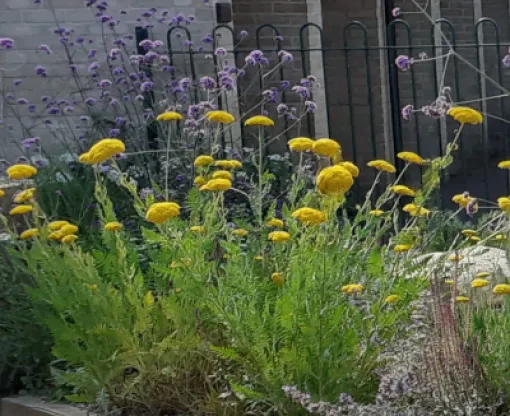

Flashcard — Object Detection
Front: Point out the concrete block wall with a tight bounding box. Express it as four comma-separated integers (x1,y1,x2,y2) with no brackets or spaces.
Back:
0,0,218,161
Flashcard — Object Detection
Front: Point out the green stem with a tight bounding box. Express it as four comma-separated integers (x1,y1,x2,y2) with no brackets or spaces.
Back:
165,125,172,200
258,126,264,227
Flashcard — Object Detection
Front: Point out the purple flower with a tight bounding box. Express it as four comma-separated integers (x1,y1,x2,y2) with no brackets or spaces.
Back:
140,188,154,199
99,79,112,88
109,99,119,107
109,48,121,59
215,47,227,56
200,76,216,90
401,104,414,120
48,107,62,115
240,30,248,38
278,50,293,62
69,64,77,72
13,79,22,86
85,97,97,106
276,103,289,115
202,34,213,43
141,81,154,92
187,104,201,119
109,128,120,136
34,0,43,4
38,44,52,54
76,36,85,44
280,80,291,90
115,116,127,126
262,88,279,103
22,137,40,149
0,37,15,49
179,77,192,89
139,39,154,51
292,85,310,99
28,105,36,112
35,65,47,77
502,55,510,68
88,49,97,59
392,7,401,17
245,49,264,65
41,96,49,102
304,100,317,113
153,40,164,48
176,174,185,181
114,152,127,160
141,11,153,18
395,55,411,71
35,159,48,168
184,40,193,47
64,105,74,112
99,14,113,23
80,115,89,122
112,67,124,75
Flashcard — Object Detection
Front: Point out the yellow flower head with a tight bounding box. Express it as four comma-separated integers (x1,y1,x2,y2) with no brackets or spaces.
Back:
201,178,232,191
212,170,232,180
341,284,365,294
194,176,207,186
312,138,341,159
495,234,507,241
338,161,359,178
245,115,274,127
498,160,510,169
206,110,235,124
498,197,510,212
62,235,78,244
445,279,455,285
48,231,64,241
104,221,123,232
14,188,36,204
461,229,477,237
452,194,473,208
393,244,412,253
48,220,69,231
470,236,481,242
0,189,5,198
266,218,284,228
215,160,242,170
194,155,214,167
367,160,396,173
81,139,125,164
190,225,206,233
475,272,491,278
156,111,183,122
254,255,264,261
20,228,39,240
471,278,489,289
447,106,483,125
268,231,291,243
9,205,33,215
456,296,470,303
146,202,181,224
369,209,385,217
61,224,79,236
402,203,430,217
390,185,416,197
316,165,354,196
272,272,285,287
87,284,98,291
233,228,249,237
493,284,510,295
288,137,314,152
292,207,327,226
7,164,38,180
397,151,425,165
385,294,400,304
448,254,464,262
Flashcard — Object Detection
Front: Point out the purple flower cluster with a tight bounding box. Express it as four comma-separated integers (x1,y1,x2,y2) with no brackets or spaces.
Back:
395,55,412,71
0,37,15,49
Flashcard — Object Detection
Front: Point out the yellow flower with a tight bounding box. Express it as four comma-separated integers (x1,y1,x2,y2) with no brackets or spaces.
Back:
201,178,232,191
14,188,36,203
212,170,232,180
206,110,235,124
48,231,64,241
312,138,341,158
470,236,481,242
146,202,181,224
498,197,510,211
156,111,183,122
498,160,510,169
493,284,510,295
369,209,385,217
495,234,507,241
268,231,291,243
338,161,359,178
445,279,455,285
402,203,430,217
189,225,205,233
448,254,464,262
475,272,490,278
288,137,314,152
447,106,483,125
61,224,79,236
215,160,243,170
20,228,39,240
461,229,477,237
471,278,489,289
7,164,38,180
254,255,264,261
397,151,425,165
245,115,274,127
0,189,5,198
48,220,69,231
194,155,214,167
456,296,470,303
316,165,354,196
87,284,98,291
9,205,33,215
393,244,412,253
194,176,207,186
341,284,365,294
292,207,327,225
452,194,474,208
62,235,78,244
81,139,125,164
390,185,416,197
367,160,396,173
266,218,284,228
385,294,400,304
233,228,249,237
272,272,285,287
104,221,123,232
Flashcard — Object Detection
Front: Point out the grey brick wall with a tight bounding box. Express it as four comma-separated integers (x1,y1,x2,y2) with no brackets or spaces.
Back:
0,0,217,160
